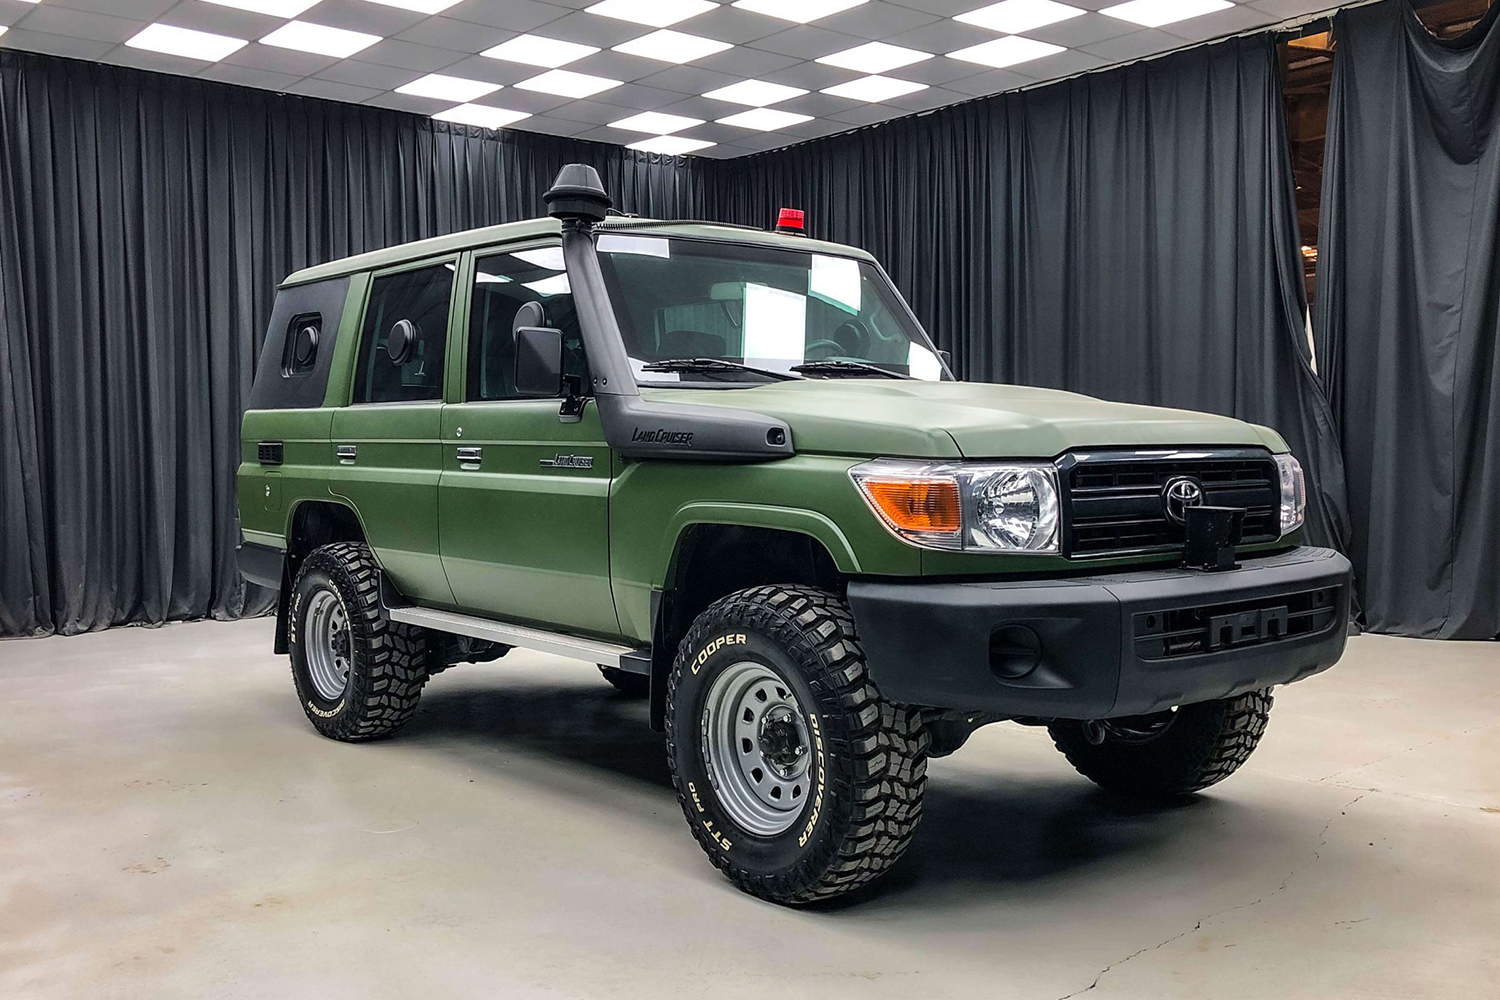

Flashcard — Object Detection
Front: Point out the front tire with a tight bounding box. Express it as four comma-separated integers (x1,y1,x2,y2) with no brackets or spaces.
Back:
288,542,430,742
1048,689,1274,800
666,585,927,905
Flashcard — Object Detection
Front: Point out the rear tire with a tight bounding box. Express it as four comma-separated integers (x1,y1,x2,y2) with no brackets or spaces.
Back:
1048,689,1274,800
599,665,650,697
666,585,928,905
288,542,430,742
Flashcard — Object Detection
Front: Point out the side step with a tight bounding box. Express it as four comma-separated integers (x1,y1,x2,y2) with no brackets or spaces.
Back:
385,604,649,673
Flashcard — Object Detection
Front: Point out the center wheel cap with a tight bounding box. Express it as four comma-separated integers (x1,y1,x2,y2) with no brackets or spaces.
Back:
758,707,808,778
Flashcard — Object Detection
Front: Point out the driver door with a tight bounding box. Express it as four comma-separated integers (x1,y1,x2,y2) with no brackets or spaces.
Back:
437,245,620,638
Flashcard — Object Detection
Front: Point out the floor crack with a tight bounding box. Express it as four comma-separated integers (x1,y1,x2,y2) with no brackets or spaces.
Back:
1050,791,1366,1000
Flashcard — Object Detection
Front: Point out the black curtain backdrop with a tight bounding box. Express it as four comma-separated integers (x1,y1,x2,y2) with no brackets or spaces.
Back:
1314,0,1500,639
0,37,1354,639
709,34,1350,559
0,49,710,637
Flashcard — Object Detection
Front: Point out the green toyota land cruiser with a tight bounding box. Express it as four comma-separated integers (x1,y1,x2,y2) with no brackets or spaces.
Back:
238,164,1351,905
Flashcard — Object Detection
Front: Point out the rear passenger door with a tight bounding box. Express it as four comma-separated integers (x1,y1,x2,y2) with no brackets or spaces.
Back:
438,243,619,638
329,258,457,605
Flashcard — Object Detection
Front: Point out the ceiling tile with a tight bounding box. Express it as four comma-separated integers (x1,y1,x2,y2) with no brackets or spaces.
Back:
511,115,596,138
814,2,940,40
567,48,667,81
1248,0,1340,17
825,102,913,125
941,65,1037,95
632,64,745,95
362,90,449,114
288,77,385,103
0,27,116,61
1160,5,1282,41
545,96,647,124
729,129,814,151
880,0,987,13
198,61,304,92
690,142,757,159
893,53,990,85
758,59,859,90
657,93,747,119
884,83,969,110
442,0,577,31
530,10,653,47
589,80,689,110
1079,27,1185,61
393,16,515,52
1006,45,1110,79
149,3,282,39
222,40,340,76
475,85,572,113
1026,11,1138,45
17,5,142,44
105,45,212,76
299,0,427,36
437,53,540,85
352,37,464,72
883,18,992,53
691,44,802,76
747,24,865,59
774,90,852,117
676,5,791,43
49,0,173,17
314,59,417,90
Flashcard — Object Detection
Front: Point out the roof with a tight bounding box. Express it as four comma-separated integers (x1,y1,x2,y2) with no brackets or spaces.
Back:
280,218,876,288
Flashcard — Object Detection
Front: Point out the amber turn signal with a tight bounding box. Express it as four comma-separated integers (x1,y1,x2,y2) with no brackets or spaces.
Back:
858,477,961,534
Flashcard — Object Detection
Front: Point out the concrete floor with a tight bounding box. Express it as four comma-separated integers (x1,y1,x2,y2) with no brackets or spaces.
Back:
1,622,1496,1000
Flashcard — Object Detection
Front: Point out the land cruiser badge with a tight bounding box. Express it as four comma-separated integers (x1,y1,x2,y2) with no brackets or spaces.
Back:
540,454,594,470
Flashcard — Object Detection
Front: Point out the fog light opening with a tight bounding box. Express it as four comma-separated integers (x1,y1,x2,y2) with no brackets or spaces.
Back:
989,624,1042,681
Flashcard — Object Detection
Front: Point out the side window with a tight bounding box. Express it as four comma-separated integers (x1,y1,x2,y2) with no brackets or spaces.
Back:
280,314,321,378
351,264,454,404
467,246,589,402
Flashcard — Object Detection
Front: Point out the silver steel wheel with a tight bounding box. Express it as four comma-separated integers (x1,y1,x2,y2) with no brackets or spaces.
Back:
701,660,814,836
305,587,353,702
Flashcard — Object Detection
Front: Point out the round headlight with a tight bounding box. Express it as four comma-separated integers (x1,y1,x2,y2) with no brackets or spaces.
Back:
973,468,1059,551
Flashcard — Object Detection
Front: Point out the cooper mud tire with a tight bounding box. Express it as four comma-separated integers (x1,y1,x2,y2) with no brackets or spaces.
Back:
288,542,430,742
599,665,650,697
666,585,927,905
1048,689,1274,799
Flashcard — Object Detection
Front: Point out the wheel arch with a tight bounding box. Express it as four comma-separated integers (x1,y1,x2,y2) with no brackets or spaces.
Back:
647,514,852,731
273,499,370,654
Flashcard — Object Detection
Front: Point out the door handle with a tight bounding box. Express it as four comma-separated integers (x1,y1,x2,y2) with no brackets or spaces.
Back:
457,446,483,469
336,445,357,465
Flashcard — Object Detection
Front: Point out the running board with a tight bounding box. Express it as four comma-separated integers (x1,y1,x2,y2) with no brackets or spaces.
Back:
385,604,647,672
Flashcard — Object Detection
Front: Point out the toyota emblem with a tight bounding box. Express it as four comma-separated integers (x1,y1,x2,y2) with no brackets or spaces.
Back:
1162,476,1205,524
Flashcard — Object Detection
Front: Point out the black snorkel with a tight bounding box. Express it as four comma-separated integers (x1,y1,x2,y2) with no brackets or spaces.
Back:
544,164,794,462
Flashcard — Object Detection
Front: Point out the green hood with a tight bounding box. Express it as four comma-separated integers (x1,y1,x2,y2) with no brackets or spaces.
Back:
640,380,1287,459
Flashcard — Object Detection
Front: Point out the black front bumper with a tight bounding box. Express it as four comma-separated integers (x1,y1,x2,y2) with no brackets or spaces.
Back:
847,547,1352,720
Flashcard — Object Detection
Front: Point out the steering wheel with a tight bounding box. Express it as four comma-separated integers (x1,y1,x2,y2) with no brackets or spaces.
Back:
803,338,845,360
835,318,871,356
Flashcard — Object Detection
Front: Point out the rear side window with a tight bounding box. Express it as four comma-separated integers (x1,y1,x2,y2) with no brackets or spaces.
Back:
467,246,589,402
351,264,454,404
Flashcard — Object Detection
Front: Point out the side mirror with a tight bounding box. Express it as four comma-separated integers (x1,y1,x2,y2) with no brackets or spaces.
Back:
514,326,565,397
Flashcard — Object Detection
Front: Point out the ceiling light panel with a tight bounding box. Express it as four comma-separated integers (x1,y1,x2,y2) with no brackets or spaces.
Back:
628,135,717,154
947,35,1065,68
608,111,705,134
717,107,813,131
587,0,719,28
432,104,531,129
1100,0,1233,27
515,69,623,99
731,0,869,21
202,0,320,15
821,75,927,102
482,35,600,68
396,74,500,103
261,21,382,59
816,42,933,74
613,30,732,64
955,0,1086,34
702,79,808,106
126,24,248,63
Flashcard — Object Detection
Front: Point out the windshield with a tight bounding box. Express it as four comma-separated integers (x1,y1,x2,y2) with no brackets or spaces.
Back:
594,234,947,385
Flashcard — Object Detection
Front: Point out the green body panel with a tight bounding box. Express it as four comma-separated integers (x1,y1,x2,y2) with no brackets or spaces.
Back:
438,400,620,638
639,381,1286,459
242,216,1299,650
238,408,335,543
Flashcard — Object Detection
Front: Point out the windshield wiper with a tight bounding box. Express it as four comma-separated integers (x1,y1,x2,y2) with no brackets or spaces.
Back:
641,358,802,381
790,360,914,380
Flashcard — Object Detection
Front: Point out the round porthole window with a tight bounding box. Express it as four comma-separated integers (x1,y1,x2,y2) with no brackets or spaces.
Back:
292,324,319,367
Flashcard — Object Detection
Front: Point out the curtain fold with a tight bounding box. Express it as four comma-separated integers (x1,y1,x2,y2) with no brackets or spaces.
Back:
0,50,710,637
1313,0,1500,639
711,35,1350,557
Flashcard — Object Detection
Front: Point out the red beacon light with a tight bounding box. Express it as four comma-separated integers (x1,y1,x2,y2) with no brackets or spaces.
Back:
775,207,806,236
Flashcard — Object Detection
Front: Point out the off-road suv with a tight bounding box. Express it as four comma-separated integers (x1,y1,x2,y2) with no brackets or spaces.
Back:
238,164,1351,905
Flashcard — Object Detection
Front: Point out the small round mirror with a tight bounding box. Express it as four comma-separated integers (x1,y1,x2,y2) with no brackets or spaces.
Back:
513,300,547,334
292,325,319,366
387,319,417,365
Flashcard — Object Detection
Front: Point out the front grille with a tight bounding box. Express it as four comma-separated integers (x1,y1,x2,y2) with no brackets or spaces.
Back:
1060,449,1280,558
1133,586,1341,660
